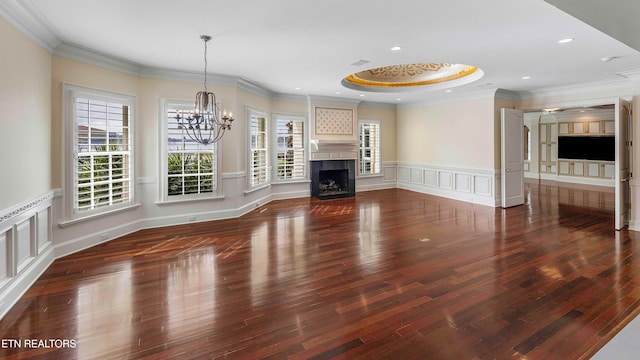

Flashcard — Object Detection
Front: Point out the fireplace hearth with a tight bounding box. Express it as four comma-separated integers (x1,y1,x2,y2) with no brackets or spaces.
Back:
310,160,355,199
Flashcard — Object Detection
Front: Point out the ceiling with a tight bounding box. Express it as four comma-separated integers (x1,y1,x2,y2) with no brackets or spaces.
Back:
2,0,639,104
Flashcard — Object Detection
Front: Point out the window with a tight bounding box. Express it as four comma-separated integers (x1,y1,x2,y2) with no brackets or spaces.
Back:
161,101,219,201
248,109,268,188
358,121,381,175
273,115,306,181
64,85,135,218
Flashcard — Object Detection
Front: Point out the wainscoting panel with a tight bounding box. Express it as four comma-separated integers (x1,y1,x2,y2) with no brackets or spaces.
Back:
474,175,493,197
37,208,51,253
424,170,438,187
397,163,498,207
0,233,9,288
0,192,55,319
397,166,410,183
410,168,423,184
382,164,397,182
455,173,472,193
438,171,453,190
15,219,34,274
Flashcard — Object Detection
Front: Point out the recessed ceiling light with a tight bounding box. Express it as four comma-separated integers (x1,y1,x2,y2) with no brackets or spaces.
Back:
396,98,402,101
558,38,574,44
390,46,402,51
294,87,301,90
522,76,531,80
445,89,452,93
335,91,341,95
360,94,365,97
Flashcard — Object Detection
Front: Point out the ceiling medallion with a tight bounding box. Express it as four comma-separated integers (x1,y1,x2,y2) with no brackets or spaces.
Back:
341,63,483,92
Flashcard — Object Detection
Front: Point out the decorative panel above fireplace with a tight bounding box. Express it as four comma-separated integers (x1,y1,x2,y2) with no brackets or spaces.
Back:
315,107,354,135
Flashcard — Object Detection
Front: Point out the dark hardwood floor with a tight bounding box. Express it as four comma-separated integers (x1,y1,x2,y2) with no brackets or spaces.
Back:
1,182,638,359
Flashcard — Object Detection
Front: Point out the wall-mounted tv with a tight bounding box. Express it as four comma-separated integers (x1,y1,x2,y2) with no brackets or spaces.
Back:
557,136,615,161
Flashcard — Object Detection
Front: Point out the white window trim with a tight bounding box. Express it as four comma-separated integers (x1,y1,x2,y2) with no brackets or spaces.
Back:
158,99,223,203
358,119,382,177
62,84,137,221
271,113,308,183
247,107,270,190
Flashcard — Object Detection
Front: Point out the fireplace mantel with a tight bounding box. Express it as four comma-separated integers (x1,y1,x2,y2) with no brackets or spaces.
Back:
310,139,358,160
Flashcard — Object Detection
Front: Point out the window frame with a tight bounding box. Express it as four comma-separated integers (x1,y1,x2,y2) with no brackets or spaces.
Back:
62,84,136,222
247,107,270,190
271,113,308,183
358,119,382,177
158,99,223,203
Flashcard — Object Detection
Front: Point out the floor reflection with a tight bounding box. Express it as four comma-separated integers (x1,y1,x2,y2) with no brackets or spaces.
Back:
77,262,131,359
0,184,634,359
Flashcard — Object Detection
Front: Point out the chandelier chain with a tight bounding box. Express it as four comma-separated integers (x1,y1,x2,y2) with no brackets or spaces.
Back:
174,34,233,146
203,38,208,93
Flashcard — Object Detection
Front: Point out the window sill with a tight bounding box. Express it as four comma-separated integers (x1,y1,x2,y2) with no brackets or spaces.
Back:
271,179,311,185
59,203,141,228
357,173,383,179
244,183,271,195
156,194,226,205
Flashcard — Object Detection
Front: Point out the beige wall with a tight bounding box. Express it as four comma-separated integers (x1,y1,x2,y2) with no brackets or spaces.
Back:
137,77,237,176
0,17,52,210
51,56,140,187
396,97,495,169
358,105,397,163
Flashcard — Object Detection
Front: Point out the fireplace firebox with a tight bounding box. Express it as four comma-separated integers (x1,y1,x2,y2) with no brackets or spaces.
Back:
310,160,355,199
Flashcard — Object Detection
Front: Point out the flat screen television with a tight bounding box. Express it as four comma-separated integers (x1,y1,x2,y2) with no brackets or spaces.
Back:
557,135,615,161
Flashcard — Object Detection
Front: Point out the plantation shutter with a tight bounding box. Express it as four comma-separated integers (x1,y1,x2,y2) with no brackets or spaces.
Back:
74,95,132,213
359,122,381,175
250,113,268,186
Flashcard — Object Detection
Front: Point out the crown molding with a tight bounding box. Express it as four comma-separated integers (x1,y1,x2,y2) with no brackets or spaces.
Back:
618,69,640,80
272,93,308,102
618,69,640,92
54,43,143,76
141,67,239,87
0,0,61,51
237,79,276,98
359,101,397,110
516,78,633,101
307,95,362,107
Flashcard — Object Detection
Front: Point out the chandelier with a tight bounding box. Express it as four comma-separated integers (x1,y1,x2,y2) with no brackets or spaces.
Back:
175,35,233,145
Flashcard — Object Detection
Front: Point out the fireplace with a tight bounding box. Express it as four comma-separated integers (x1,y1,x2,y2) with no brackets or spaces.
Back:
310,159,356,199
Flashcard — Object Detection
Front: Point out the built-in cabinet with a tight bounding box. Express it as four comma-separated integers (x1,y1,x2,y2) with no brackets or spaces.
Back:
558,160,615,179
539,123,557,175
556,119,615,181
525,108,616,186
558,120,615,135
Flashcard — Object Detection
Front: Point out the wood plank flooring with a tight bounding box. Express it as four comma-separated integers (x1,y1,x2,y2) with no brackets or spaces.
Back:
1,182,638,359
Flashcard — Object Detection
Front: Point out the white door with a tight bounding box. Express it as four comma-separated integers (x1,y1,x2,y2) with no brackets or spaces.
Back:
615,98,632,230
501,108,525,208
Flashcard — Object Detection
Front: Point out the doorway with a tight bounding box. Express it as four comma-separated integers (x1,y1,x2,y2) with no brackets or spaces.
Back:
522,98,631,230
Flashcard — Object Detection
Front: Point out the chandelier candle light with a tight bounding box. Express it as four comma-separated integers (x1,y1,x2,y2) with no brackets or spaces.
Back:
175,35,233,145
